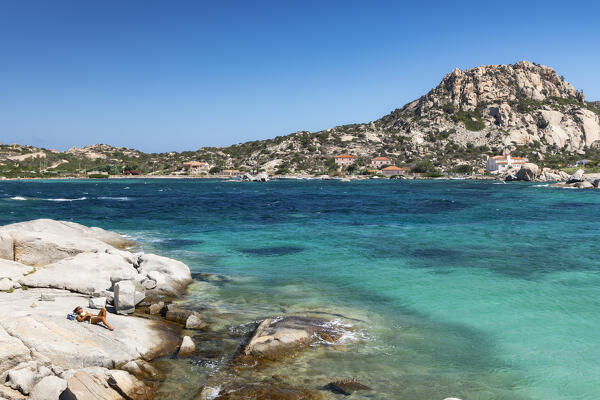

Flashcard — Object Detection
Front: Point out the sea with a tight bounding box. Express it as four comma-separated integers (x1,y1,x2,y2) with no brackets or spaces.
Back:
0,178,598,400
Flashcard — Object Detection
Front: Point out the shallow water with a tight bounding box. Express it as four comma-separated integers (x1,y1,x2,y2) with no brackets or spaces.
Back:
1,179,599,399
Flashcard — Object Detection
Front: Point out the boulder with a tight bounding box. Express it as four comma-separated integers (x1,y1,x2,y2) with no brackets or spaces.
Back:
234,316,345,367
593,179,600,188
567,168,585,183
515,163,540,181
147,301,164,315
164,304,193,324
325,379,371,395
29,375,67,400
114,281,135,315
209,384,320,400
137,254,192,296
110,271,137,290
6,362,52,395
19,252,138,295
89,297,107,310
107,370,152,400
0,223,128,267
141,278,156,290
63,371,123,400
185,314,207,330
178,336,195,356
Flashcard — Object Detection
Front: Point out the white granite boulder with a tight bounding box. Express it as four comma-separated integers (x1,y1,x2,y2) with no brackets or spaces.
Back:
29,375,67,400
114,280,136,315
107,369,151,399
178,336,195,356
89,297,107,309
19,252,137,295
63,371,122,400
138,254,192,296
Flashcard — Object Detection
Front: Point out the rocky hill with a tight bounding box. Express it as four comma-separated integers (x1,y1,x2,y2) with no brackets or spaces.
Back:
1,61,599,177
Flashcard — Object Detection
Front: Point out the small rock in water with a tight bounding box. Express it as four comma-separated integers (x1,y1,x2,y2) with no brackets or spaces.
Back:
325,379,371,395
164,304,193,324
148,301,165,315
185,313,207,330
89,296,106,309
178,336,196,356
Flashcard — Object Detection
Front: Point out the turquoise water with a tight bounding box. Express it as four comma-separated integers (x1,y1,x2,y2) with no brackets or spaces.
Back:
1,179,599,399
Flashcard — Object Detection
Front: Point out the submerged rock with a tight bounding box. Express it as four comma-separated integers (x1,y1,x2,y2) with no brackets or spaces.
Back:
324,379,371,395
234,316,345,368
209,384,321,400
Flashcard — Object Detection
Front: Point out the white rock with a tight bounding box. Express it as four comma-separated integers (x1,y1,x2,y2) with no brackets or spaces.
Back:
114,280,135,315
178,336,195,356
19,252,137,295
6,362,52,395
0,288,180,370
185,314,205,330
63,371,122,400
107,369,150,399
0,277,13,291
0,259,34,280
571,168,585,182
89,297,106,309
120,360,142,376
138,254,192,296
142,278,157,290
29,375,67,400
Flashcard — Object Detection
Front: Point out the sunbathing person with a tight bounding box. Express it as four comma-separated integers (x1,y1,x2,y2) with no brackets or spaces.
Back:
73,306,114,331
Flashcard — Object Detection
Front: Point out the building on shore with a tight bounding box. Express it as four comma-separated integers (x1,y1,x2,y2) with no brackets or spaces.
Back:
221,169,241,177
183,161,210,174
486,154,527,172
333,154,358,166
370,156,391,168
381,166,409,177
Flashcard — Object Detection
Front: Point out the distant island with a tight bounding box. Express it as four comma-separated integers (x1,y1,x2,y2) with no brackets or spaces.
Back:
2,61,599,180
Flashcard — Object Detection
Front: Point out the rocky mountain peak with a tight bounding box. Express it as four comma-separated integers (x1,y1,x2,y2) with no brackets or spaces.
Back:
409,61,583,115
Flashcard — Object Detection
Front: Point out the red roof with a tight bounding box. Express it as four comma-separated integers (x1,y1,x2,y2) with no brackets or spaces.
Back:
382,166,402,170
372,157,391,161
334,154,357,159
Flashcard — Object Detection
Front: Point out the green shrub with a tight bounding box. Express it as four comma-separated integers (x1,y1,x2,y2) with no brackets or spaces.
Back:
451,109,485,131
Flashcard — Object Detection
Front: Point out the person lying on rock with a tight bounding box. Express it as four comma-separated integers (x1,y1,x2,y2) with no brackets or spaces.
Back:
73,306,114,331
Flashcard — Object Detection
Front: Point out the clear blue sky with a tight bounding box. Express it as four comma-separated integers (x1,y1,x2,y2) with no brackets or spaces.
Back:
1,1,598,153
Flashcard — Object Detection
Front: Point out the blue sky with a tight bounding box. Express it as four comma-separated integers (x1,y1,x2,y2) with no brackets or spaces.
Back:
1,1,598,152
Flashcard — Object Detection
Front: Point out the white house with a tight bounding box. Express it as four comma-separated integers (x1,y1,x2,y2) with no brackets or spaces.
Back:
486,155,527,172
370,156,392,168
333,155,358,166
